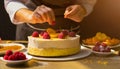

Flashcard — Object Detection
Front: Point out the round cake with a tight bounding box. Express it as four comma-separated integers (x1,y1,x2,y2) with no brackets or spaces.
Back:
27,28,80,57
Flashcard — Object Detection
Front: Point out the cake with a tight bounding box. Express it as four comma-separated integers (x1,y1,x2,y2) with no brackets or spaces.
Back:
27,28,80,57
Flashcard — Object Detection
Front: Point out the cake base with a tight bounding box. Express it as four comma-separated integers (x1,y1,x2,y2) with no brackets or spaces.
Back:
28,46,80,57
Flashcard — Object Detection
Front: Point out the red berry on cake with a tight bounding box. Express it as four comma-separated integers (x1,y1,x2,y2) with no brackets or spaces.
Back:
32,31,39,37
58,32,65,39
68,31,76,37
43,32,50,39
40,31,45,36
61,30,69,36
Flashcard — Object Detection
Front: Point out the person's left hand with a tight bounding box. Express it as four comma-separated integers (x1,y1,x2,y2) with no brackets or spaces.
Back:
64,5,86,22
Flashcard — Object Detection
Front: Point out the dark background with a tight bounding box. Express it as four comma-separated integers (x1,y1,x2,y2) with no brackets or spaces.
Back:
0,0,120,40
0,0,16,40
80,0,120,39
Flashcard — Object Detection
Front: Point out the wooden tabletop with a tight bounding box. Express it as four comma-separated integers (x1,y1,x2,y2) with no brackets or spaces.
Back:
0,41,120,69
0,53,120,69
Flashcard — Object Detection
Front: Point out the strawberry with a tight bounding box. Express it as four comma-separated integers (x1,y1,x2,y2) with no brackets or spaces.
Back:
32,31,39,37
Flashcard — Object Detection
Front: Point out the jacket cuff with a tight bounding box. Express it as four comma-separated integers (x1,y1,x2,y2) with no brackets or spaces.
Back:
6,1,28,24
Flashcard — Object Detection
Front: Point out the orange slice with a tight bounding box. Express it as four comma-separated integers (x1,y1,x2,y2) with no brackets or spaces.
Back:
50,33,59,38
46,28,56,34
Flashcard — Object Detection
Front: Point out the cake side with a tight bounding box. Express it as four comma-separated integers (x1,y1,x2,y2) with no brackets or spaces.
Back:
28,35,80,57
27,28,81,57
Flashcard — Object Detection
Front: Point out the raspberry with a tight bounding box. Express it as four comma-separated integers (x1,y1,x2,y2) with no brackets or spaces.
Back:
40,31,45,36
43,32,50,39
18,52,26,60
58,32,65,39
32,31,39,37
68,32,76,37
95,42,101,46
14,51,20,55
3,55,9,60
93,42,111,52
93,46,100,52
105,47,111,52
13,53,19,60
8,55,15,60
56,30,61,33
61,30,69,36
51,21,56,26
5,50,13,56
101,43,107,47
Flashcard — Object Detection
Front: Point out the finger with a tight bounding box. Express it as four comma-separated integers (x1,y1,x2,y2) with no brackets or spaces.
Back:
64,6,79,18
37,7,48,22
44,7,56,25
64,7,72,15
39,7,48,22
34,6,44,22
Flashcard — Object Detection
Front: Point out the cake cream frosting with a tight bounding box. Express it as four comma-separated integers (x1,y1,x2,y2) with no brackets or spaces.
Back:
27,28,80,57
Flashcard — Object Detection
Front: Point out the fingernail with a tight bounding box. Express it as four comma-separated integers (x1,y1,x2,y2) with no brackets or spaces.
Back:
51,21,56,26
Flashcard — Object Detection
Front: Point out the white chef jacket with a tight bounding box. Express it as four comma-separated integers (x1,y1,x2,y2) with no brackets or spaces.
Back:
4,0,97,24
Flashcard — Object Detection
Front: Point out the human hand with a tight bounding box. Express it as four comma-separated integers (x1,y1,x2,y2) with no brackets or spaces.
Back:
64,5,86,22
30,5,56,25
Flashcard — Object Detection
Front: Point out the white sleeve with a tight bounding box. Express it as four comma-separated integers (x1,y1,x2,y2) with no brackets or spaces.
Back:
4,1,28,24
82,0,97,16
75,0,97,16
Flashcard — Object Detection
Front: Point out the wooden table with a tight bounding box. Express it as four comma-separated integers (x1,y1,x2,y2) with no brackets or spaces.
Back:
0,41,120,69
0,52,120,69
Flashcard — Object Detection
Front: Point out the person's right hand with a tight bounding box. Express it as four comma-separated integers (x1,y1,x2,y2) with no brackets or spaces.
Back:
29,5,56,25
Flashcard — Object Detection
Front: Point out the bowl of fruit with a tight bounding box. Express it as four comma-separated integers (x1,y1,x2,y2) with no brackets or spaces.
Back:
0,50,32,65
92,42,113,56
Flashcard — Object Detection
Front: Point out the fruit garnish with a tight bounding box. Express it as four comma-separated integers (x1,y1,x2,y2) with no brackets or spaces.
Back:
40,31,44,36
43,32,50,39
68,31,76,37
32,31,39,37
95,42,101,46
51,21,56,26
56,30,61,33
50,33,59,38
4,50,26,60
58,32,66,39
3,55,9,60
46,28,56,34
5,50,13,56
93,42,111,52
61,30,69,36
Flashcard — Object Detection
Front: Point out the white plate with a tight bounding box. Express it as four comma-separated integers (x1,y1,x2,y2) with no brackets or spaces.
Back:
0,54,32,64
0,43,26,55
92,50,114,56
82,43,120,49
30,46,92,61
